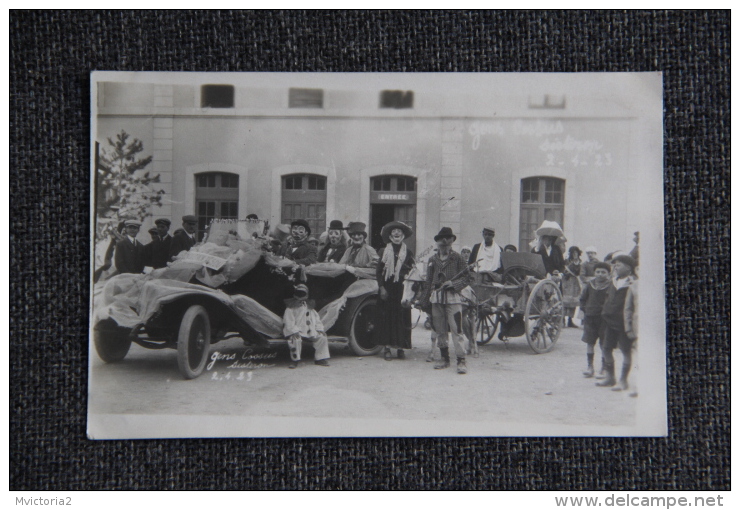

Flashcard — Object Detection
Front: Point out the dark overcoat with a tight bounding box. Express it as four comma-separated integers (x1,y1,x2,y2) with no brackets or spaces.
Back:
169,230,196,261
114,237,145,274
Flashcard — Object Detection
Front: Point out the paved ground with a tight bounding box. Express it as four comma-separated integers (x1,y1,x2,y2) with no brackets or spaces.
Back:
89,316,637,431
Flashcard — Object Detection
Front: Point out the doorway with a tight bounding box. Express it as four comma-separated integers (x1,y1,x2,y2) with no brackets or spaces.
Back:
370,204,417,253
369,175,418,253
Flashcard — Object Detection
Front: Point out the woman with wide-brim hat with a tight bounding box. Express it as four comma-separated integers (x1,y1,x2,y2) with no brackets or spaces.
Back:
317,220,348,263
374,221,415,360
530,220,566,276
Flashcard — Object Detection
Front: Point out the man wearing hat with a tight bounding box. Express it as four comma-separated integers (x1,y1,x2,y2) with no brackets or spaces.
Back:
339,222,379,268
147,218,172,269
169,215,198,261
468,226,503,283
419,227,472,374
140,227,160,268
597,254,637,391
282,284,330,368
114,219,145,274
279,219,317,266
318,220,348,263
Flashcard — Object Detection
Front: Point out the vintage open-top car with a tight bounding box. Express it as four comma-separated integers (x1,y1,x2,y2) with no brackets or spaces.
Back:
92,221,382,379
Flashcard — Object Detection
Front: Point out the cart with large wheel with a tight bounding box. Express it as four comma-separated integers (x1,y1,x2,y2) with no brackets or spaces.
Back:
463,252,564,353
92,236,382,379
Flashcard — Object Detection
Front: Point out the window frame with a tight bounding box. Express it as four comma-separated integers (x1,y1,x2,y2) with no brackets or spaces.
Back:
518,177,566,252
195,171,240,239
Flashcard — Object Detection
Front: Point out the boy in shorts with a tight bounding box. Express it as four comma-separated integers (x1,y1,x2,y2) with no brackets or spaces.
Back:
579,262,612,378
597,255,637,389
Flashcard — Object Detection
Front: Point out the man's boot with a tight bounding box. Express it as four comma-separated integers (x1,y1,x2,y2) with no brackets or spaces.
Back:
583,353,595,378
434,348,450,369
596,362,616,387
612,364,630,391
594,357,607,379
457,357,468,374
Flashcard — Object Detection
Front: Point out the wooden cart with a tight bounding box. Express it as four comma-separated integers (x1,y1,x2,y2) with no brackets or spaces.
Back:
463,252,564,353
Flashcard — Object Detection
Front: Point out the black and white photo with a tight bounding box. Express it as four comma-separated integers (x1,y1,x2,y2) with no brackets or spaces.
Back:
88,72,665,438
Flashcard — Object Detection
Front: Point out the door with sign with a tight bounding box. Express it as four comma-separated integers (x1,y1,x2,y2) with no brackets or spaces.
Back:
369,176,417,253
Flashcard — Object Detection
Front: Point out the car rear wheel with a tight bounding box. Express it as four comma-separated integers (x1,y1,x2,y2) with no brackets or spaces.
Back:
177,305,212,379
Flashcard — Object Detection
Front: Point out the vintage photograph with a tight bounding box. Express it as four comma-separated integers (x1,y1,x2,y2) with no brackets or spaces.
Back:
88,72,666,438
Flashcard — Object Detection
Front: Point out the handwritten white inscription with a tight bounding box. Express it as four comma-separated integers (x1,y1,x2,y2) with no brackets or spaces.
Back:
207,349,278,371
469,120,565,150
539,136,603,153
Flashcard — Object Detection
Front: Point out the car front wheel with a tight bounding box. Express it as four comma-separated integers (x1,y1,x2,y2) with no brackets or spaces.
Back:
177,305,212,379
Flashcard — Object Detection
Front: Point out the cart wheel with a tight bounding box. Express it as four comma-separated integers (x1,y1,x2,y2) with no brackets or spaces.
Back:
177,305,212,379
346,296,383,356
93,319,132,363
465,307,499,345
524,279,563,353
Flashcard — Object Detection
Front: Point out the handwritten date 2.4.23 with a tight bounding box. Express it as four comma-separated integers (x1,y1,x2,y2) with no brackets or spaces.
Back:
211,371,253,382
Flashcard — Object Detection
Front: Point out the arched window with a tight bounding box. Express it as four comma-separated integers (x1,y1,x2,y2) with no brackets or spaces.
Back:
519,177,565,251
281,174,327,235
195,172,239,240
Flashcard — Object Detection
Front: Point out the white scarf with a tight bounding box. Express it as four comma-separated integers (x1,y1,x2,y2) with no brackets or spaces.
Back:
476,242,501,272
382,242,407,283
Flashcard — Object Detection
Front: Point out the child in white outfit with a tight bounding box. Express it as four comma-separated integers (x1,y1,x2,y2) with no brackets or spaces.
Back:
283,284,330,368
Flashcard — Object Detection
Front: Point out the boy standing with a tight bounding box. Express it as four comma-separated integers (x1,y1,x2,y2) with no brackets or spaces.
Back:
419,227,472,374
597,255,637,390
579,262,612,378
283,284,330,369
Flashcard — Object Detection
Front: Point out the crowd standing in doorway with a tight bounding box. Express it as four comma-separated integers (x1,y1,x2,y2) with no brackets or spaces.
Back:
96,212,639,390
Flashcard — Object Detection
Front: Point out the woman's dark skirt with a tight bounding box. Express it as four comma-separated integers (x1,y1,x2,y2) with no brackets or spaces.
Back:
374,279,412,350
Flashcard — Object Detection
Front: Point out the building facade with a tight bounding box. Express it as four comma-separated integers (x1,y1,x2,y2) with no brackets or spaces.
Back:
94,73,657,258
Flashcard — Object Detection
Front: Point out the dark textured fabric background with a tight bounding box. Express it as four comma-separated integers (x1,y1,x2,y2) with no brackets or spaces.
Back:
10,10,729,490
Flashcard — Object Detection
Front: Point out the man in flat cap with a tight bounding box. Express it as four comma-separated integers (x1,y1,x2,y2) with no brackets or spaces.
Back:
169,215,199,261
279,219,317,266
140,227,160,268
114,220,145,274
149,218,172,269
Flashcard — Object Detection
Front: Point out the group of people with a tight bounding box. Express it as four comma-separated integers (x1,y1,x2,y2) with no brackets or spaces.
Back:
97,213,640,388
516,221,640,395
94,215,199,282
275,218,418,370
577,242,639,396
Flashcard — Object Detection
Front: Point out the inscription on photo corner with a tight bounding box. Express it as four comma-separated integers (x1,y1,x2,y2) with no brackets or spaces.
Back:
206,349,278,372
